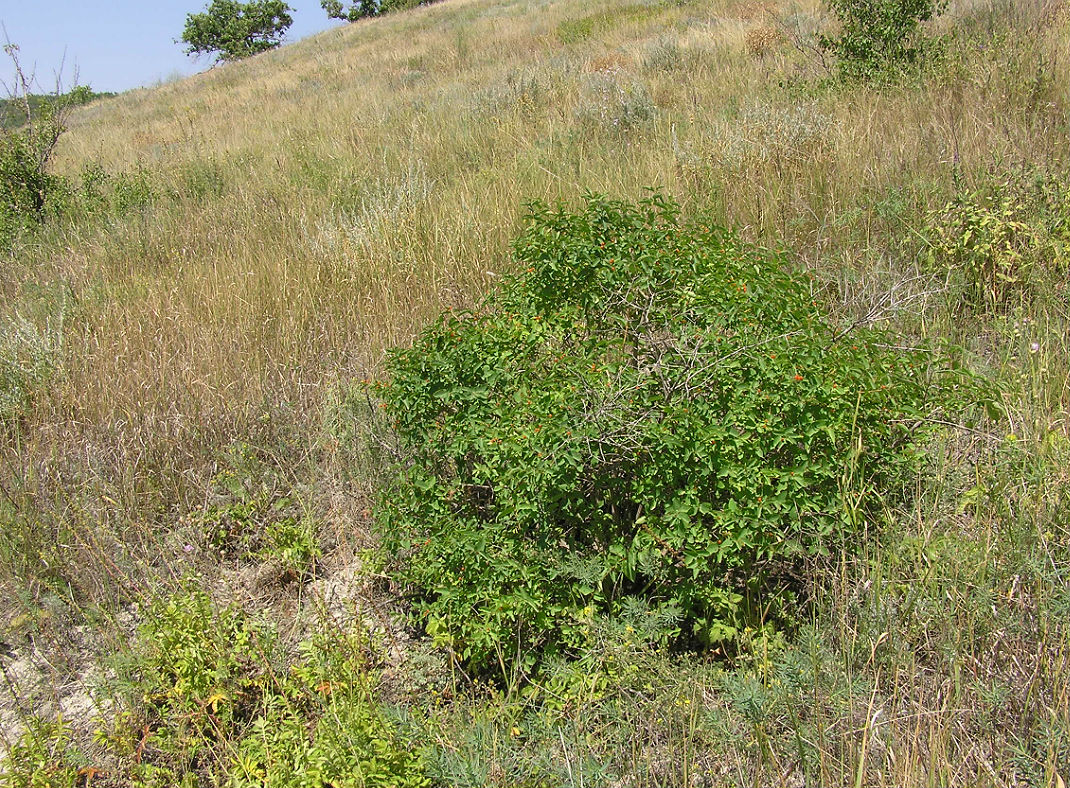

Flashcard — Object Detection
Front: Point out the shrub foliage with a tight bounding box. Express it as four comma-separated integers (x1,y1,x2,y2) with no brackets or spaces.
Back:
821,0,948,82
107,589,426,786
375,194,969,674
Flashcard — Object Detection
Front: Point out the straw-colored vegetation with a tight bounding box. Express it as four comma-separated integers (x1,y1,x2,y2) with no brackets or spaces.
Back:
1,0,1068,784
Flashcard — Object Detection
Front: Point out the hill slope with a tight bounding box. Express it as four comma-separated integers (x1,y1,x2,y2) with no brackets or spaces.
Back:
1,0,1069,785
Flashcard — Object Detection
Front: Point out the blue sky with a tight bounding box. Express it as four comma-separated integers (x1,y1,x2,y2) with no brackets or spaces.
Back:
0,0,343,95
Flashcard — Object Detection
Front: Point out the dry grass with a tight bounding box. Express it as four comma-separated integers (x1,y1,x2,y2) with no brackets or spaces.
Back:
34,0,1066,464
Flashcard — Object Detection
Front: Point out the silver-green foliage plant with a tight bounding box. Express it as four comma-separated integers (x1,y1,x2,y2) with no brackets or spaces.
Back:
374,194,980,675
0,286,69,426
0,314,62,424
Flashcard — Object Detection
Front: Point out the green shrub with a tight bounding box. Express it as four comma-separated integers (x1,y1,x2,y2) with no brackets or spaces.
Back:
0,116,63,227
375,193,973,675
0,47,104,249
820,0,948,82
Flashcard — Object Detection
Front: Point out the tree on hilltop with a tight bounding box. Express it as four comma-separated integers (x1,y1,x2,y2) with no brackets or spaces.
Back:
181,0,294,63
321,0,437,22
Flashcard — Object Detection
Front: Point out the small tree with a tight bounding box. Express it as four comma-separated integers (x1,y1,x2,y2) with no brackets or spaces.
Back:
322,0,377,20
321,0,433,22
0,44,78,247
821,0,948,82
181,0,293,64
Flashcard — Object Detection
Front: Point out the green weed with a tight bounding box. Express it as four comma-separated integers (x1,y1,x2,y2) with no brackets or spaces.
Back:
87,589,426,787
927,172,1070,314
0,717,85,788
556,4,660,45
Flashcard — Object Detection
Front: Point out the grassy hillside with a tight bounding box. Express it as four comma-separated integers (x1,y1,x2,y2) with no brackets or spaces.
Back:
1,0,1068,784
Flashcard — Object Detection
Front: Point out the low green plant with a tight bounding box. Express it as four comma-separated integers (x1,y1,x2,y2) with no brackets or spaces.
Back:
103,589,426,786
927,174,1070,313
177,158,226,203
259,514,322,578
75,162,111,213
111,166,156,215
374,193,977,675
231,630,429,788
556,4,658,45
820,0,948,82
126,587,278,783
196,463,276,558
0,716,85,788
193,442,320,578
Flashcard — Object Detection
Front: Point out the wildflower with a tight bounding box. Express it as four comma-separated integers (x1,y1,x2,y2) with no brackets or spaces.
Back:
1030,342,1040,353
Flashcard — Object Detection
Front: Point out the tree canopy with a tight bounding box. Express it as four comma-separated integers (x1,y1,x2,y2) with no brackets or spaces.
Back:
181,0,294,63
321,0,436,22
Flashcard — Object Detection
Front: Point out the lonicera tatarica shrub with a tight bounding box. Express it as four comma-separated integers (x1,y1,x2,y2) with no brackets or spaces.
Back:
374,193,972,675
